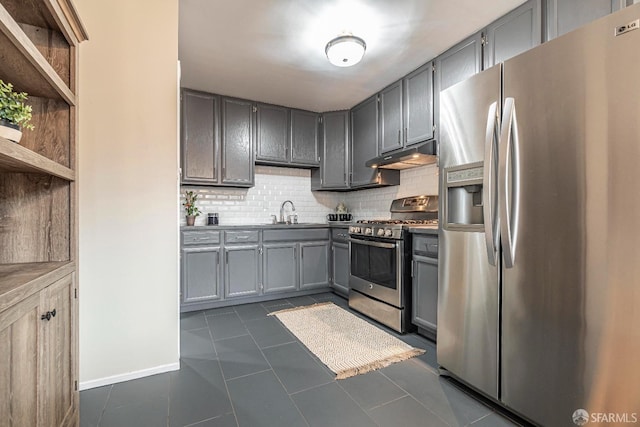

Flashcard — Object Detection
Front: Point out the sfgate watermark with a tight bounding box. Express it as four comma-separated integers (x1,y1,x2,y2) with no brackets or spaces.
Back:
573,409,639,425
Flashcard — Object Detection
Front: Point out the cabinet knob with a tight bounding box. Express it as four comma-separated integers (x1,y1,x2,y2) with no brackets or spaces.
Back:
40,309,56,321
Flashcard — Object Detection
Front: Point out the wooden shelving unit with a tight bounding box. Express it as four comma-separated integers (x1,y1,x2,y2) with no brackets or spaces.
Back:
0,0,86,425
0,136,75,179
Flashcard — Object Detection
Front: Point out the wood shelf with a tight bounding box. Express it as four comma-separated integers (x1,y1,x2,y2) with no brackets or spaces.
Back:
0,261,74,312
0,2,75,104
0,136,75,180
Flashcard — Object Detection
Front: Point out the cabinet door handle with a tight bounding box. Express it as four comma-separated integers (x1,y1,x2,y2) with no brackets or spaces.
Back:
404,127,408,143
397,129,401,144
41,309,56,321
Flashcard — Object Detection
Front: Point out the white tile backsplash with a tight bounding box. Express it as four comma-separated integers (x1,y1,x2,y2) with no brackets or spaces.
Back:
179,164,439,226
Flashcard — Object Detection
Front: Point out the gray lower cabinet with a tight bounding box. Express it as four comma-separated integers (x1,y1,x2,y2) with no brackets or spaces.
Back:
181,246,222,304
262,243,297,293
299,241,330,290
331,242,349,296
411,233,438,338
546,0,624,40
224,245,260,298
290,109,320,166
411,254,438,332
312,110,349,190
221,97,255,187
484,0,542,69
181,90,219,185
379,80,403,154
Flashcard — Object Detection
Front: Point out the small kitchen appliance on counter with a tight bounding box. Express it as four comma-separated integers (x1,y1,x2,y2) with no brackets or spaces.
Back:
348,195,438,333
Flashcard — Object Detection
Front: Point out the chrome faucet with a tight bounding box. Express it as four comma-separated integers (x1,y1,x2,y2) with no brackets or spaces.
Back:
280,200,296,223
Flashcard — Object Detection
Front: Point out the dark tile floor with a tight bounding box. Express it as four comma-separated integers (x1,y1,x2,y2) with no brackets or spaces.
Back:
80,292,523,427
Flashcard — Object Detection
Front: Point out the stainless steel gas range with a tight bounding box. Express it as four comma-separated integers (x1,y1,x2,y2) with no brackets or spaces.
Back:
348,195,438,333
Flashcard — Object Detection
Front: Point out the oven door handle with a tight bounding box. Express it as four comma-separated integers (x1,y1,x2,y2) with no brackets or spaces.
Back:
348,238,398,249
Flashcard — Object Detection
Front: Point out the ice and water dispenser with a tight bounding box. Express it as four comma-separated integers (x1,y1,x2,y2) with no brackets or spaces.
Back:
443,162,485,231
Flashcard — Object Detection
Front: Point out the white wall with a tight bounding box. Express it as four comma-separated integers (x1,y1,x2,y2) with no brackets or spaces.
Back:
180,163,439,225
76,0,180,388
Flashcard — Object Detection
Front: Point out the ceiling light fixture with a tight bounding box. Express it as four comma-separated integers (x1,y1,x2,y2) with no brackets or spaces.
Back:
325,35,366,67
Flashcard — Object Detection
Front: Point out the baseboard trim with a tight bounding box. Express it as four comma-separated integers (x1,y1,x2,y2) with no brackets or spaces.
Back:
79,362,180,391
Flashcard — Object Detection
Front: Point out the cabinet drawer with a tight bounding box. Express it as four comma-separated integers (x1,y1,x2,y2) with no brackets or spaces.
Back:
182,231,221,246
263,228,329,242
225,230,259,244
413,235,438,258
331,228,349,243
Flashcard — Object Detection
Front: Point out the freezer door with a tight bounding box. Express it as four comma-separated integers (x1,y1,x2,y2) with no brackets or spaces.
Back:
438,65,501,399
500,5,640,426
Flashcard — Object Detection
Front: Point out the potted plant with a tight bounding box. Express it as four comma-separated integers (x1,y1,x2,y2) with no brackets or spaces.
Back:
183,190,201,226
0,80,34,143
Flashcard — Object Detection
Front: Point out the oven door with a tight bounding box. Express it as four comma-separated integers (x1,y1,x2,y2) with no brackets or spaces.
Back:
349,237,403,308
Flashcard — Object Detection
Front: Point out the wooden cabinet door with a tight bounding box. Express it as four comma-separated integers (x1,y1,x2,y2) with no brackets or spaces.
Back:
435,32,483,93
262,243,297,294
40,274,76,427
320,110,349,189
290,109,320,166
225,246,260,298
484,0,542,69
331,242,349,296
0,292,42,426
221,97,255,186
299,242,329,290
182,247,222,304
546,0,622,41
256,103,289,163
412,255,438,332
350,95,379,187
181,90,219,185
403,62,434,146
379,80,403,154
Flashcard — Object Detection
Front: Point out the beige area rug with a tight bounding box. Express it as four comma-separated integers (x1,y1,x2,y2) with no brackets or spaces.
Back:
270,302,425,379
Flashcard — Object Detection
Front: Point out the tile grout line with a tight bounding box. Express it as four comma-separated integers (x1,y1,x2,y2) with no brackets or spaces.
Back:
204,313,241,427
242,316,312,427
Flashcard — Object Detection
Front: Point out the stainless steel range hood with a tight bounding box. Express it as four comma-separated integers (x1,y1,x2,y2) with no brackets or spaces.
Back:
365,141,437,170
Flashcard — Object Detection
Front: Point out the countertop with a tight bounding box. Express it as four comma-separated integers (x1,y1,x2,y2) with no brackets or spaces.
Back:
180,223,333,231
408,226,439,236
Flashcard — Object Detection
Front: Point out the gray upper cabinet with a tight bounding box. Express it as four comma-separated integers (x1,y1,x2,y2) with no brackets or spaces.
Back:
181,90,219,185
403,62,435,146
484,0,542,69
182,246,221,304
546,0,624,41
350,95,380,187
435,32,483,93
299,241,330,290
255,103,289,163
290,109,320,166
313,110,349,190
221,97,255,187
225,245,260,298
263,243,297,294
379,80,403,154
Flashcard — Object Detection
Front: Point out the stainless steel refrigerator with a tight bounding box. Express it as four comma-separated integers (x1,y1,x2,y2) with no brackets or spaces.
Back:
438,5,640,426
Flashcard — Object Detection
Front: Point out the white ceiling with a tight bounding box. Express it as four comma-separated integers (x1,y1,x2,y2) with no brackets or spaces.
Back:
179,0,526,112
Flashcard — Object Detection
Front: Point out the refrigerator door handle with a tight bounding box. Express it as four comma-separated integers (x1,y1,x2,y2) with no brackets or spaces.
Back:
483,101,499,266
499,97,521,268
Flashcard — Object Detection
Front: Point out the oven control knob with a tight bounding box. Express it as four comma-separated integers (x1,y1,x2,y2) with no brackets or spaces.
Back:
369,284,374,289
377,228,385,236
384,229,393,237
365,228,373,235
